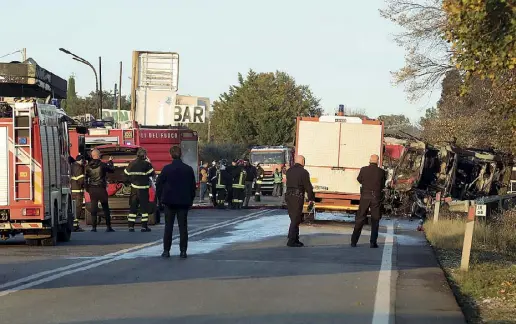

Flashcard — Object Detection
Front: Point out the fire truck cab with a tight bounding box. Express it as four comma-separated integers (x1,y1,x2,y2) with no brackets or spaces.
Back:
249,145,294,194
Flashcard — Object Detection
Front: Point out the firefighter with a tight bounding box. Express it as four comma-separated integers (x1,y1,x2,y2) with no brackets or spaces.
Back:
243,159,257,208
124,148,155,232
273,168,282,197
285,155,315,247
208,161,218,206
351,154,386,248
231,160,246,209
255,163,264,202
225,159,235,206
85,149,115,232
70,155,85,232
215,160,227,208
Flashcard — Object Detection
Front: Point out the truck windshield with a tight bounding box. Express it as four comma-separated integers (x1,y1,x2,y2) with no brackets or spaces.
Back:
250,152,285,164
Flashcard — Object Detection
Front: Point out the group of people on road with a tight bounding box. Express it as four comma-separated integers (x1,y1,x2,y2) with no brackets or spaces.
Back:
71,145,386,259
70,145,196,259
199,159,269,209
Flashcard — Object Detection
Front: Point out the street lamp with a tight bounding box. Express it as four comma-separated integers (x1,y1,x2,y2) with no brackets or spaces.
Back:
59,48,102,118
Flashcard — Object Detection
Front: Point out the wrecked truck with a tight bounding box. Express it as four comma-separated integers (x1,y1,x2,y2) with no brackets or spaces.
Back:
383,142,513,218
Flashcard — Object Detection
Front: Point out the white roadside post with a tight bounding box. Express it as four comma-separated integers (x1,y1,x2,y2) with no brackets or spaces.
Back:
460,204,485,271
433,192,441,223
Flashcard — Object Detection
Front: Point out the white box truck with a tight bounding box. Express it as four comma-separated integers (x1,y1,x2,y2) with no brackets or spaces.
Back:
295,115,384,219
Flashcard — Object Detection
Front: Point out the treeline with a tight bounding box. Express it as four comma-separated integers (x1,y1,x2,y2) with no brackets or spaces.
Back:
382,0,515,152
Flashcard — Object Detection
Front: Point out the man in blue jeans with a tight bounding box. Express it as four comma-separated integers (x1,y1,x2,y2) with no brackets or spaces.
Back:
199,162,209,202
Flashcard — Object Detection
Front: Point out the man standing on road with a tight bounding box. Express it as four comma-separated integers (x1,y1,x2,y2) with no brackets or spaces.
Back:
351,154,386,248
85,149,115,233
285,155,315,247
125,148,155,233
70,155,85,232
156,145,196,259
199,162,209,202
243,159,256,208
255,163,264,202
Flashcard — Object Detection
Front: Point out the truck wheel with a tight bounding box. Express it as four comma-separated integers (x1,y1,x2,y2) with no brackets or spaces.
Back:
57,197,73,242
41,202,58,246
26,239,40,246
85,209,92,226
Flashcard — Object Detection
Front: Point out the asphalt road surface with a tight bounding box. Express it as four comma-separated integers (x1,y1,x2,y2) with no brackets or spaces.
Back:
0,209,465,324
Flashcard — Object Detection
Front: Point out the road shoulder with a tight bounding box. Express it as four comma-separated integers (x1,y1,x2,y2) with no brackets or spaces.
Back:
394,221,466,324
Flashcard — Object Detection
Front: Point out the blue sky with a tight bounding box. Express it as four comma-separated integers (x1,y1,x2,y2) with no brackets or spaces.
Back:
2,0,440,121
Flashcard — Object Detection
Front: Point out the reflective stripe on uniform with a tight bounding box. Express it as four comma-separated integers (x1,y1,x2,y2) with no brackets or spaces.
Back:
141,213,149,222
124,169,154,176
131,184,150,189
72,189,83,193
71,174,84,180
256,180,262,184
128,214,137,222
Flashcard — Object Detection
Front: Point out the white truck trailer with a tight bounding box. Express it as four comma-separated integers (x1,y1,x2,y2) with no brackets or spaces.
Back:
295,115,384,220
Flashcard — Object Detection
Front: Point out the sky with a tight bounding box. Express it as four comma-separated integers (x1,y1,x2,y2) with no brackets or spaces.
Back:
1,0,440,122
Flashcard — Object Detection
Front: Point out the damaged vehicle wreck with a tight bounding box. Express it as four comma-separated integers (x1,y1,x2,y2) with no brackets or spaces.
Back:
383,140,513,219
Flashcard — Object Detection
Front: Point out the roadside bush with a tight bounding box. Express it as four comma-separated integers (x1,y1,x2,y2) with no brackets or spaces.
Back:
199,143,247,164
424,209,516,258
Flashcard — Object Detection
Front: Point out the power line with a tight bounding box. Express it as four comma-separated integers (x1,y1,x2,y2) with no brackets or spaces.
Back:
0,49,22,60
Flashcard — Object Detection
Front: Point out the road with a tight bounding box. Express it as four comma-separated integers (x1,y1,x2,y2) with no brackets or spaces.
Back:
0,208,465,324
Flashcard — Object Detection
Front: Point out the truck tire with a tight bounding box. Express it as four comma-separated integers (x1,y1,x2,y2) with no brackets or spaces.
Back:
41,202,58,246
57,197,73,242
26,239,40,246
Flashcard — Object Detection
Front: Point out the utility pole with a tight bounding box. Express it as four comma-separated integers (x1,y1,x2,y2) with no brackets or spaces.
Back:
99,56,103,119
22,48,26,61
113,83,118,110
118,61,122,125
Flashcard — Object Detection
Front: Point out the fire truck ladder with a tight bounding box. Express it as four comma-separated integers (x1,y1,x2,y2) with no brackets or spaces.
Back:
12,103,33,201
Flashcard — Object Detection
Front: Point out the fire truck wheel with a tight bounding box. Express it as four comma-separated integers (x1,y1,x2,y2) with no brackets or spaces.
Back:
41,202,58,247
25,239,40,246
57,197,73,242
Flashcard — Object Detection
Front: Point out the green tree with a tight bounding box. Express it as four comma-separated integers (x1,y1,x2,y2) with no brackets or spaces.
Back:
420,70,512,151
210,70,322,145
443,0,515,82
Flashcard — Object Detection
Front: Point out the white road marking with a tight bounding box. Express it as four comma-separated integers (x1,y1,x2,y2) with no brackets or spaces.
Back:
0,210,272,296
372,220,394,324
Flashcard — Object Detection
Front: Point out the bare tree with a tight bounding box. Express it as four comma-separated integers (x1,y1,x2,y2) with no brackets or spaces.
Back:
380,0,454,101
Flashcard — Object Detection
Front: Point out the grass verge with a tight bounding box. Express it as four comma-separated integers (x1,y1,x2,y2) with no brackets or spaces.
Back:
424,213,516,324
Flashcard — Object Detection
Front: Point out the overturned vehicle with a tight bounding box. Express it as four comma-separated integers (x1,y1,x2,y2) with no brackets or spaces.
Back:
383,141,513,218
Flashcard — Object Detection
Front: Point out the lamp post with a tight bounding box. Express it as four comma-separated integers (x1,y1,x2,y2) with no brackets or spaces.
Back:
59,48,101,118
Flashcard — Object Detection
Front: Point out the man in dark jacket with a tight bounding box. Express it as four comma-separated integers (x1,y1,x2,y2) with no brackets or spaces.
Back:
156,145,196,259
85,149,115,232
351,154,386,248
70,155,85,232
125,148,155,232
285,155,315,247
243,159,257,208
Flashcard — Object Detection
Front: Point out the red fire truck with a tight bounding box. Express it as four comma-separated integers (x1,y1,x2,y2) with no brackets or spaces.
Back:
0,99,77,245
68,122,199,223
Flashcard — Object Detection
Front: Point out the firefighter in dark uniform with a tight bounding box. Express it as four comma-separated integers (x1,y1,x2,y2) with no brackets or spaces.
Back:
208,161,218,207
231,160,246,209
225,159,235,206
85,149,115,232
255,163,264,202
351,154,386,248
70,155,85,232
215,160,227,208
243,159,257,208
285,155,315,247
124,148,155,232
